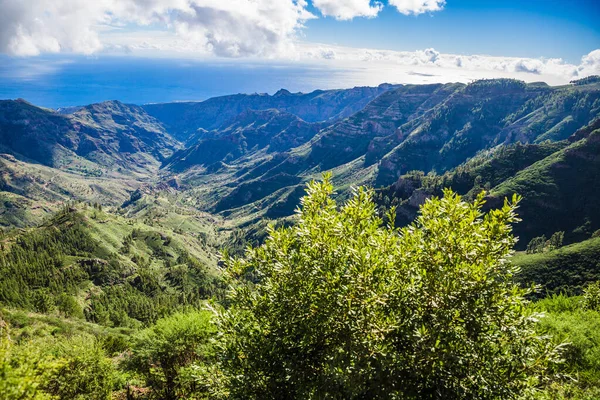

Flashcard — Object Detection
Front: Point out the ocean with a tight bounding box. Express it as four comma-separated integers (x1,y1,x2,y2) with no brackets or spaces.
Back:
0,55,360,108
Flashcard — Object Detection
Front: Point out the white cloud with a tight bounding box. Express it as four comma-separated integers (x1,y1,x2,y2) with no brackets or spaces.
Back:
388,0,445,15
297,44,600,85
312,0,382,20
577,49,600,77
0,0,598,88
0,0,313,57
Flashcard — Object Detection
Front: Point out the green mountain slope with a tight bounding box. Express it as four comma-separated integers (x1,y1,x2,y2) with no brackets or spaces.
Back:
164,109,328,172
0,99,180,175
512,236,600,295
173,79,599,219
488,122,600,246
143,84,400,141
0,202,224,327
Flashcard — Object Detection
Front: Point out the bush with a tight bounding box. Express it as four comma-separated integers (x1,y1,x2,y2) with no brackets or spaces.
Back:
127,309,216,400
218,176,560,399
0,322,117,400
55,294,83,319
42,336,117,400
0,321,51,400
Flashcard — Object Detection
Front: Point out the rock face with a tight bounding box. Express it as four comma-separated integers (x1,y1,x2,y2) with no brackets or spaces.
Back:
142,84,401,141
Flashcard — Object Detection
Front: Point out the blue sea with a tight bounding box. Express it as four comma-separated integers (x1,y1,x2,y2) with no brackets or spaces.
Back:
0,55,361,109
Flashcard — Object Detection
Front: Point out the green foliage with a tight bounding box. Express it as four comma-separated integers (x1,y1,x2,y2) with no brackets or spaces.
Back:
570,76,600,86
536,307,600,389
218,176,559,399
582,282,600,311
530,294,600,398
375,140,568,229
549,231,565,250
0,208,98,309
32,291,55,314
0,322,52,400
527,235,547,254
55,294,83,319
0,319,118,400
127,310,216,400
526,231,563,254
41,336,117,400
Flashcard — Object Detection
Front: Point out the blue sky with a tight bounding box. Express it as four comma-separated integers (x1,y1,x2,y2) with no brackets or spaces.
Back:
304,0,600,63
0,0,598,107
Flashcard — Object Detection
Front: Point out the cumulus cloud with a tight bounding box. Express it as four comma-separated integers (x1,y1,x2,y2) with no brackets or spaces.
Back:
0,0,451,57
312,0,382,20
388,0,445,15
577,49,600,77
0,0,313,57
514,59,543,74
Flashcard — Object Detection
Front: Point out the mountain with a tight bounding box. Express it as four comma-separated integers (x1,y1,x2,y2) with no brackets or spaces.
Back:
374,117,600,250
168,79,599,221
0,99,180,175
488,118,600,246
0,78,599,241
164,109,328,172
143,84,400,141
238,79,599,189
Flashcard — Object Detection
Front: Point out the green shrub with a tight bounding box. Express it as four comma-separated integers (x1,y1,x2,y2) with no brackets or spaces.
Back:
218,176,560,399
55,294,83,319
41,336,117,400
533,293,582,314
0,321,117,400
0,322,52,400
127,309,216,400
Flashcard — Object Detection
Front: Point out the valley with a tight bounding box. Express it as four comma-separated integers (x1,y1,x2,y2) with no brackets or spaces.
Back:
1,77,600,399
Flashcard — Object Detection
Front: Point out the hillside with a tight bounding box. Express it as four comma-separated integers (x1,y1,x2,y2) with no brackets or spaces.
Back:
0,80,598,242
0,99,180,176
513,236,600,295
489,121,600,246
0,200,225,328
143,84,400,141
164,109,328,172
373,117,600,250
164,79,599,225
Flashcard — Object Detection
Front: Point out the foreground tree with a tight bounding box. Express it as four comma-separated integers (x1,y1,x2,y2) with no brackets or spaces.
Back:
217,176,559,399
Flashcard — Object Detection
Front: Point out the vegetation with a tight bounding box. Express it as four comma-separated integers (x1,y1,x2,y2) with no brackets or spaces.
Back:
1,177,600,398
513,236,600,295
534,294,600,398
217,177,560,399
127,310,216,400
0,321,120,400
0,204,225,328
1,78,600,398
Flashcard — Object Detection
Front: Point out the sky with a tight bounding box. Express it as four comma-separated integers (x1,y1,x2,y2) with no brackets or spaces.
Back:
0,0,599,107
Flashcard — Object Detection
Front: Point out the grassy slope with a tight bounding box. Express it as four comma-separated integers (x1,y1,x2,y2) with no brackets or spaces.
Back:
512,236,600,295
